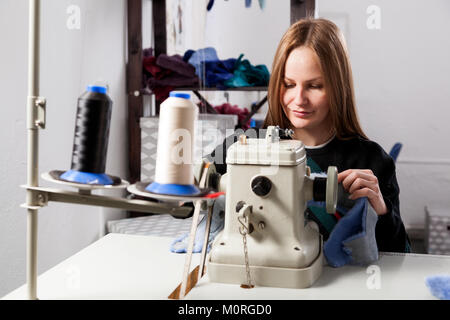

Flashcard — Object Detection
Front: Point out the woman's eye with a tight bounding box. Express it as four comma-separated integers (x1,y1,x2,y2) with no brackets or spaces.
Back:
310,84,323,89
284,82,295,89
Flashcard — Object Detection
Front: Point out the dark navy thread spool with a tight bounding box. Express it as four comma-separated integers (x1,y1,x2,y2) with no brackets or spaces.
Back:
60,85,113,185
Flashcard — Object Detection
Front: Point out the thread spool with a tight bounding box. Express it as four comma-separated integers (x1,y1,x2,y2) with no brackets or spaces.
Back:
60,85,114,185
146,92,200,195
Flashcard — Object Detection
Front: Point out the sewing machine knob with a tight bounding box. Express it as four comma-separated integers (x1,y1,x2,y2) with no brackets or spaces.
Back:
251,176,272,197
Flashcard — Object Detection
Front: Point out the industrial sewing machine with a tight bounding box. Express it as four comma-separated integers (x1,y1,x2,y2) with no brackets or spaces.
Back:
205,126,338,289
127,123,338,297
125,124,337,296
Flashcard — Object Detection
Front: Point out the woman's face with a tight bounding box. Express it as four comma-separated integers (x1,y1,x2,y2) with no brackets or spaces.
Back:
281,46,331,133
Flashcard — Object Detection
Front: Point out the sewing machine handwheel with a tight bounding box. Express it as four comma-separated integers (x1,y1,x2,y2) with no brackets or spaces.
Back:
326,166,338,213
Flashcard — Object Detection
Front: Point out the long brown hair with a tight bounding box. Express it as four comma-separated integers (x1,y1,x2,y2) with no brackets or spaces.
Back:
264,18,367,140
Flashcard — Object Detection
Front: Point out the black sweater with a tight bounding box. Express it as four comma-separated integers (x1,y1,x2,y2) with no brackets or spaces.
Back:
206,129,411,253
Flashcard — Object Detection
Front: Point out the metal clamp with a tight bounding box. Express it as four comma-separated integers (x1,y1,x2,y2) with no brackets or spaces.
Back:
28,96,46,129
21,188,49,210
35,97,46,129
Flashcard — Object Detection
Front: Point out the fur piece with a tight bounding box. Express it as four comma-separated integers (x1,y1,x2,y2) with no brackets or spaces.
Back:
426,275,450,300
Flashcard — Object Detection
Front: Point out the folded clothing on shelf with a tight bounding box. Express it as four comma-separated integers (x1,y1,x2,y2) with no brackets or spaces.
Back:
142,49,199,101
186,47,269,89
142,47,270,101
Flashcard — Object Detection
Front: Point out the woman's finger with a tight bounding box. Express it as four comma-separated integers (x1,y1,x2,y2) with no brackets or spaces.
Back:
350,188,388,215
342,171,377,191
338,169,374,183
337,169,352,183
348,177,379,194
349,187,376,200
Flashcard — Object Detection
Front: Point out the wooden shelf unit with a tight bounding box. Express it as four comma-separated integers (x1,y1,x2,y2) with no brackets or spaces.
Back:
126,0,315,184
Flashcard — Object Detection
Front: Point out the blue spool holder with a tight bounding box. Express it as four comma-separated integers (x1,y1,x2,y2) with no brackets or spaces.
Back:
60,170,114,185
145,181,201,196
87,85,107,94
169,91,191,99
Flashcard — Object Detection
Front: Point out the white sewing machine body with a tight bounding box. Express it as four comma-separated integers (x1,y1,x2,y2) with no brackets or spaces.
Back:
208,127,337,289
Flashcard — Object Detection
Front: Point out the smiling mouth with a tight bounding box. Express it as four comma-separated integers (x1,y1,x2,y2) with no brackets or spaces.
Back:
292,110,312,118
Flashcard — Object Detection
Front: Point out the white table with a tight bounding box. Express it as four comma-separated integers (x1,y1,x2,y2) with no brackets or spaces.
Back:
2,233,449,300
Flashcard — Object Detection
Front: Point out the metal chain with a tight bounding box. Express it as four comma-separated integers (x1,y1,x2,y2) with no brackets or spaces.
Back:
239,221,254,289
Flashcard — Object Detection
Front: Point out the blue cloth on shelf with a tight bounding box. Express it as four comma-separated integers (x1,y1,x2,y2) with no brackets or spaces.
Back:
425,275,450,300
185,49,269,89
187,47,220,82
183,49,195,63
223,54,270,88
187,47,237,88
322,197,379,267
204,58,236,88
170,195,225,254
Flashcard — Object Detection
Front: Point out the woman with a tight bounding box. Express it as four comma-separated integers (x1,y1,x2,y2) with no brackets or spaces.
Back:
209,18,410,253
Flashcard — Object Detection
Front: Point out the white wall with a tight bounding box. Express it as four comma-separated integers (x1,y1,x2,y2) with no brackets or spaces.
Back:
318,0,450,229
0,0,127,297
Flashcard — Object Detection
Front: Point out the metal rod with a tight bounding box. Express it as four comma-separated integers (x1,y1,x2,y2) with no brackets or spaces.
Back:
239,94,267,128
179,164,210,299
198,203,213,280
179,200,202,299
23,186,193,217
26,0,41,300
192,90,219,114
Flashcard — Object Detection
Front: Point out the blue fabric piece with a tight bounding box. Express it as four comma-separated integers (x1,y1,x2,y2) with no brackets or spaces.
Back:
223,54,270,88
323,197,379,267
221,58,237,70
245,0,251,8
186,49,269,89
389,142,402,162
187,47,219,82
341,203,378,265
206,71,234,89
183,49,195,63
425,275,450,300
203,58,236,88
170,195,225,253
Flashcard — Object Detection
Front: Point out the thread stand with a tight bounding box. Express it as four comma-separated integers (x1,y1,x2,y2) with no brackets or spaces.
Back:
21,185,194,217
23,0,214,300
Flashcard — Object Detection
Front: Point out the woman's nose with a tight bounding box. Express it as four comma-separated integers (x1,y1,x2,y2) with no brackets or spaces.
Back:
294,86,308,106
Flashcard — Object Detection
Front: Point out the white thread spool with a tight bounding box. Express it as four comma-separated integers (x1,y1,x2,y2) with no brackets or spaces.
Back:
154,92,198,188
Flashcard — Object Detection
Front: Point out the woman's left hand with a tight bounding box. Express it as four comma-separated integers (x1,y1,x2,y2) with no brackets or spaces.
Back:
338,169,388,216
